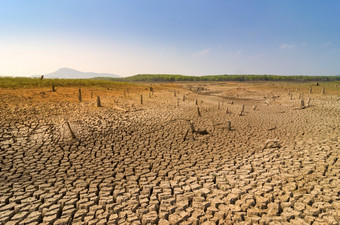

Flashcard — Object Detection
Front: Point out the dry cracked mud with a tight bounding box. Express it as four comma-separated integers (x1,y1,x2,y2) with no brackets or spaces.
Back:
0,82,339,225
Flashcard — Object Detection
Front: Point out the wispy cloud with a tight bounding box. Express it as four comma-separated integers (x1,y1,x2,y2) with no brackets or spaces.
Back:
321,41,332,47
279,43,294,49
193,48,211,57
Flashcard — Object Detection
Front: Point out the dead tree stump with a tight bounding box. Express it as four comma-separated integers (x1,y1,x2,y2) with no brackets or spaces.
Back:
322,88,325,94
239,104,245,116
52,84,55,92
226,121,231,131
66,122,76,139
97,96,102,107
78,89,82,102
141,95,143,104
301,99,305,109
197,107,201,117
226,107,229,114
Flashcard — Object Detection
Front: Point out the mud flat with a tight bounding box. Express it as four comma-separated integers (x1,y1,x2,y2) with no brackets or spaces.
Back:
0,82,339,224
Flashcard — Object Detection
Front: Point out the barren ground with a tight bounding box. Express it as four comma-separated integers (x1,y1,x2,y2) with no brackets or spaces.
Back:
0,82,339,225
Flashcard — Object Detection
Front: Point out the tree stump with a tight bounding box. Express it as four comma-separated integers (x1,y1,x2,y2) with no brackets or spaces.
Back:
197,107,201,117
226,121,231,131
78,89,82,102
97,96,102,107
301,99,305,109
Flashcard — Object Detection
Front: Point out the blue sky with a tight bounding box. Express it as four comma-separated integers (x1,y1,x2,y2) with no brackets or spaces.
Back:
1,0,339,76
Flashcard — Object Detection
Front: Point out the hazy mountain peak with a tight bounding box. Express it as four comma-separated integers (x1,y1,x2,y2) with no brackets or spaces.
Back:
44,68,120,79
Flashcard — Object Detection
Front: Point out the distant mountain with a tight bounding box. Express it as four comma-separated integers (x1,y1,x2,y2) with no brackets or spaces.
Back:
42,68,120,79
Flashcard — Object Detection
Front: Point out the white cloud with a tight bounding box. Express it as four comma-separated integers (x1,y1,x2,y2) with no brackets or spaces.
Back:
279,43,294,49
193,48,211,57
321,41,332,47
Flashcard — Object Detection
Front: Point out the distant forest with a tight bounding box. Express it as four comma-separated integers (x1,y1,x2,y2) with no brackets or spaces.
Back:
95,74,340,82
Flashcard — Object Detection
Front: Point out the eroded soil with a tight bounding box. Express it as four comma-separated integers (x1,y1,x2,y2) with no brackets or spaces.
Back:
0,82,339,225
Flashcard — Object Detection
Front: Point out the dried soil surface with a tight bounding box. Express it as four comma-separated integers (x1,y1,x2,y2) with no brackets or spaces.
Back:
0,82,339,225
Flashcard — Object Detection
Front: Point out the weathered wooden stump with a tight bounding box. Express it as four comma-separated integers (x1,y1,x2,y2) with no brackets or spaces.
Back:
226,121,231,131
301,99,305,109
66,122,76,139
97,96,102,107
141,95,143,104
78,89,82,102
52,84,56,92
239,104,245,116
195,99,198,105
197,107,201,117
322,88,325,94
309,87,312,94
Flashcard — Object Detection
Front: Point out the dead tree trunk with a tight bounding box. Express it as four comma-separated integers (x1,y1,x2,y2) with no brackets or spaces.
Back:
141,95,143,104
66,122,76,139
52,84,55,92
226,121,231,131
239,104,245,116
78,89,82,102
301,99,305,109
97,96,102,107
307,98,311,107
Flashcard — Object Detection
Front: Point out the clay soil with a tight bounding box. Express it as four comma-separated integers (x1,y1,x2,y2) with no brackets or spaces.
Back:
0,82,339,225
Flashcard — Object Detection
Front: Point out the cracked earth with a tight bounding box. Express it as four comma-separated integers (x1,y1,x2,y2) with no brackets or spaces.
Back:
0,83,339,225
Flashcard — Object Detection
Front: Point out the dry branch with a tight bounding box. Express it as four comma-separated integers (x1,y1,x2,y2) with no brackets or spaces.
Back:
66,122,76,139
262,139,281,150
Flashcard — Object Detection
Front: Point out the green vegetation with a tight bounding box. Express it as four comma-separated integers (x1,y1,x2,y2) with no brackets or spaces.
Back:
0,77,136,89
97,74,340,82
1,75,339,89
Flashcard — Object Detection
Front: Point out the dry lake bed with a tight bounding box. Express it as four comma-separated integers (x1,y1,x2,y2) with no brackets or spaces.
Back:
0,82,339,225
